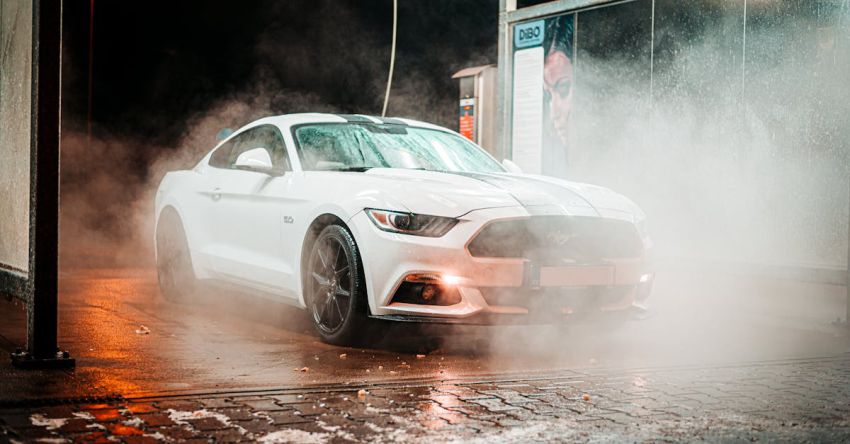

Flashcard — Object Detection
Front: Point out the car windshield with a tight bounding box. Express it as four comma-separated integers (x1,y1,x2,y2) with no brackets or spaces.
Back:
292,123,504,173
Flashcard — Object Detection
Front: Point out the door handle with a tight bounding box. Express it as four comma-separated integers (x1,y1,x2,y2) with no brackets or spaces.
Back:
211,187,221,201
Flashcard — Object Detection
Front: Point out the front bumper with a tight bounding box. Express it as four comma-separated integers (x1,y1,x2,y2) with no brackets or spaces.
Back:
348,206,653,325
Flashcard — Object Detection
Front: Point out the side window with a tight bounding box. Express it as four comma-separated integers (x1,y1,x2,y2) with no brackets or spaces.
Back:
209,139,236,168
224,129,260,168
256,126,292,172
220,125,292,172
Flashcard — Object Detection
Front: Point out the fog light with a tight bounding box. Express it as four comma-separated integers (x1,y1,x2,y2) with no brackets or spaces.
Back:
441,274,461,286
391,277,463,306
421,284,440,301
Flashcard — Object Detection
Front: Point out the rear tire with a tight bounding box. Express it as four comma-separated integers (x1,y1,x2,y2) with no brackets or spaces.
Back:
156,210,197,302
306,224,372,346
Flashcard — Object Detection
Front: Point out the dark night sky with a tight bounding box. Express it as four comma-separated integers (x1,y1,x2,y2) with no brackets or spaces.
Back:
61,0,499,146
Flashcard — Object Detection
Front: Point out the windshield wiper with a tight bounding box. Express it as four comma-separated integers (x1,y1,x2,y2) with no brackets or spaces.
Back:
329,166,375,172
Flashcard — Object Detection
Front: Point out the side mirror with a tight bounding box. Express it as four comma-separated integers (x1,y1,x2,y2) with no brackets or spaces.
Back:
234,148,276,174
502,158,523,174
216,128,234,141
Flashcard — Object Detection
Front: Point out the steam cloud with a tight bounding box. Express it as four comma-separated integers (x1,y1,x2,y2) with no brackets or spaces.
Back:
567,1,850,268
58,1,850,368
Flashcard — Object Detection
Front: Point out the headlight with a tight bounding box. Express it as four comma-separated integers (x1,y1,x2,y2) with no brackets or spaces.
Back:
366,209,458,237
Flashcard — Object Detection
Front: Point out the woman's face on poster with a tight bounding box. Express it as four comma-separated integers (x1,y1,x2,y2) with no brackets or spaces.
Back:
544,49,573,144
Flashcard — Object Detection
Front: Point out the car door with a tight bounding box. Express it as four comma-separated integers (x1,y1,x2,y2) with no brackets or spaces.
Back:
204,125,296,296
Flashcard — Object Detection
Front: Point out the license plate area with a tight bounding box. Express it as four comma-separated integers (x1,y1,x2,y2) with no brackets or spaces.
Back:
524,263,615,287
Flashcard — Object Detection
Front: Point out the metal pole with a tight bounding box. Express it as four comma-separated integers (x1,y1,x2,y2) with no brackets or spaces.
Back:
12,0,74,369
843,0,850,329
30,0,61,361
836,1,850,329
381,0,397,117
86,0,94,148
496,0,509,160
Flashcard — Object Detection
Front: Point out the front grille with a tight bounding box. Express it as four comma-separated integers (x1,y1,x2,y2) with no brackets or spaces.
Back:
467,216,642,261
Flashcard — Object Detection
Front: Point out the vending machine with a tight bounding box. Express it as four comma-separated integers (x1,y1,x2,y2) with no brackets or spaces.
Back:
452,64,497,155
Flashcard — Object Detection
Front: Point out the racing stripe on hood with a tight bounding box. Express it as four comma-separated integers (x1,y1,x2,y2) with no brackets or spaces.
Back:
448,172,601,216
337,114,408,126
376,117,408,125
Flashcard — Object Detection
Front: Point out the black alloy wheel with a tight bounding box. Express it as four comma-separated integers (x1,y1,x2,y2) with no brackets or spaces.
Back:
156,210,196,302
307,224,368,345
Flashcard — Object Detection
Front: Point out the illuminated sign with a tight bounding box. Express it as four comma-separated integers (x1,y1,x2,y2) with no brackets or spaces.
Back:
514,20,544,49
459,98,475,141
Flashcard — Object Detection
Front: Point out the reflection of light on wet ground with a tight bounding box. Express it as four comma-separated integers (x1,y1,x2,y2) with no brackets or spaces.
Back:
62,272,156,395
24,267,845,400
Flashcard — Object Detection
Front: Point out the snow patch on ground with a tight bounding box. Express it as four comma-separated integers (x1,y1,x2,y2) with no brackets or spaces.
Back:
166,409,248,436
143,431,168,441
29,414,67,430
317,420,357,442
252,410,274,423
257,429,330,443
72,412,95,421
362,414,419,443
440,421,573,444
122,417,144,427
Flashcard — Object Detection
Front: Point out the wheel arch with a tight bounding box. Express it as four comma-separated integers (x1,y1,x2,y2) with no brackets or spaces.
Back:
299,213,371,314
154,204,204,279
154,205,183,261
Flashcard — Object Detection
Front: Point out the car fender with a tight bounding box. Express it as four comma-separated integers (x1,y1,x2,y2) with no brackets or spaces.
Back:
154,171,211,279
291,201,389,312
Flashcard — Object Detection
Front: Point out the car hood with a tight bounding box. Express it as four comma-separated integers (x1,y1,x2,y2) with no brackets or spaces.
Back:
357,168,643,222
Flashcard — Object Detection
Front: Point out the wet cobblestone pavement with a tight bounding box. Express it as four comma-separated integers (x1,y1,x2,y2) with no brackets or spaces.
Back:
2,354,848,443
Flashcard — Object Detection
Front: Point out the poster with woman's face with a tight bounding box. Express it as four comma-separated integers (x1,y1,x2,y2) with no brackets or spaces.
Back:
510,14,574,178
542,15,574,168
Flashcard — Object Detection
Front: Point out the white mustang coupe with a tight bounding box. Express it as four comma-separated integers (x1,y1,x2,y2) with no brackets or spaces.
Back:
155,113,653,345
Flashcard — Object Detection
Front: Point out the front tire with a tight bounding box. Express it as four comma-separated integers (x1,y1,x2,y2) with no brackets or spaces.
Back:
306,224,370,346
156,210,197,302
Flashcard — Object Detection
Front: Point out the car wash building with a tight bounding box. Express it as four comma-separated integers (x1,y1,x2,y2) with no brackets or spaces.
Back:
457,0,850,315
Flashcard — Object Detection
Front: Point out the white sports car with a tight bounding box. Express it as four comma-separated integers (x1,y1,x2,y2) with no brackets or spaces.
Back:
155,113,653,345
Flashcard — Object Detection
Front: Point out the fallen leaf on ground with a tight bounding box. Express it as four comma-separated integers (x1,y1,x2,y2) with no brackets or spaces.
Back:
582,394,591,402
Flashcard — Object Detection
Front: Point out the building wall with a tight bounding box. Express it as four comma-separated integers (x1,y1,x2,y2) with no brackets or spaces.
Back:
0,0,33,274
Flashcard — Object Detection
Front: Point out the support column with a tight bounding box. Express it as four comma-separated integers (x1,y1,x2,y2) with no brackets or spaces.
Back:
11,0,74,369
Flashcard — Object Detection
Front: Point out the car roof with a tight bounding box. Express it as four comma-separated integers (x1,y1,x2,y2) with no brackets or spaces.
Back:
248,113,448,132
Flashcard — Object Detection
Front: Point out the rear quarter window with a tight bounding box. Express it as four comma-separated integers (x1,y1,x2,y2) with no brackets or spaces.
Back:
209,139,236,168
